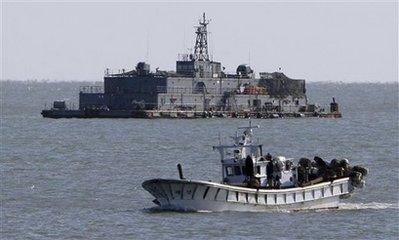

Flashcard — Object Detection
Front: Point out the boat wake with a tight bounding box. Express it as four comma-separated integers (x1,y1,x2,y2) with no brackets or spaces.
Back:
143,202,398,214
143,207,206,214
337,202,398,211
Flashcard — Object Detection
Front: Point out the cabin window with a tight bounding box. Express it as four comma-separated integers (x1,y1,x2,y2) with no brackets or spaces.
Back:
234,166,241,175
224,149,233,156
226,166,234,176
257,166,261,174
234,149,240,159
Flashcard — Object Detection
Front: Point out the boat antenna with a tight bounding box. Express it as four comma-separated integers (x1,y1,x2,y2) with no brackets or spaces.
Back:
238,120,260,130
146,32,150,62
248,49,251,66
183,26,186,53
234,131,239,145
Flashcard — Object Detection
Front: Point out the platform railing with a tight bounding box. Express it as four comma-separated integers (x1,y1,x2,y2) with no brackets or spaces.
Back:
155,86,238,94
104,68,131,77
42,102,79,110
79,86,104,94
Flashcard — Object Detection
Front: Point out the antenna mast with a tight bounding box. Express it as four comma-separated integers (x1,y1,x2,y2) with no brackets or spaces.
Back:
146,32,149,62
193,13,211,61
248,49,251,66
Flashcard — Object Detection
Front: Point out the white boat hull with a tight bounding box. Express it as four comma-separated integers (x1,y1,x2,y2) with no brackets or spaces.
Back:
142,178,354,212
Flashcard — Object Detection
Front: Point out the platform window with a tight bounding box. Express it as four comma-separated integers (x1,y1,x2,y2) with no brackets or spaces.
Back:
226,166,234,176
242,166,247,175
234,166,242,175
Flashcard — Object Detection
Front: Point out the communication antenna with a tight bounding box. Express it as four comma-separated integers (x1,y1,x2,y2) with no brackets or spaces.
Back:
193,13,211,61
146,32,150,62
248,49,251,66
209,31,213,61
183,26,186,53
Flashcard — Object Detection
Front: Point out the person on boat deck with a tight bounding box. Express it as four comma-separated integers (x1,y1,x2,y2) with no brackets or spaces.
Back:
266,153,273,187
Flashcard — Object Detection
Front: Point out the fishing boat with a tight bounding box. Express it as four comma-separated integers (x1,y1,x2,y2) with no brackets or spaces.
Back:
142,123,367,212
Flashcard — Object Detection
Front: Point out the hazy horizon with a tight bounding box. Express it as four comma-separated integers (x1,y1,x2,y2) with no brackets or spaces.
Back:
2,1,398,83
2,78,398,84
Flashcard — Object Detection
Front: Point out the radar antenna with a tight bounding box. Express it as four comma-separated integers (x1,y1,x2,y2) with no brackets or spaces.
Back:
193,13,211,61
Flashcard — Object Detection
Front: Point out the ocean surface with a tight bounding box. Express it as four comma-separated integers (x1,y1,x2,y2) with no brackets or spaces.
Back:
1,81,398,239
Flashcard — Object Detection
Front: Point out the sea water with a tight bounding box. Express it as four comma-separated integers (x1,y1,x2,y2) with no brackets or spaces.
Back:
1,81,398,239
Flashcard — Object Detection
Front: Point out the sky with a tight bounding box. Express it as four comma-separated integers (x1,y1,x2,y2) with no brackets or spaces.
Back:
1,1,398,82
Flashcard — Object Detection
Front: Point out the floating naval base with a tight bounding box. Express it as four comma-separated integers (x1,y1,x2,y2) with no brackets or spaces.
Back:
42,13,341,119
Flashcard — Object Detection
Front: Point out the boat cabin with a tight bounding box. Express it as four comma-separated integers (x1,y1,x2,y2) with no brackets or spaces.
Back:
214,125,298,189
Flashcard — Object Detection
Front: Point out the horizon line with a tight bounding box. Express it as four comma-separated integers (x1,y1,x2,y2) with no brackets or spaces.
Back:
1,79,398,84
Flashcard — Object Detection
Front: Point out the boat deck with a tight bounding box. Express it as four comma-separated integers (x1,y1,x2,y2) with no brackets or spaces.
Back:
41,109,342,119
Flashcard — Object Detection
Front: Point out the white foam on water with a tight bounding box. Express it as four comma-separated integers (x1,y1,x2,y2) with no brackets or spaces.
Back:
196,210,214,213
338,202,399,210
144,203,398,214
